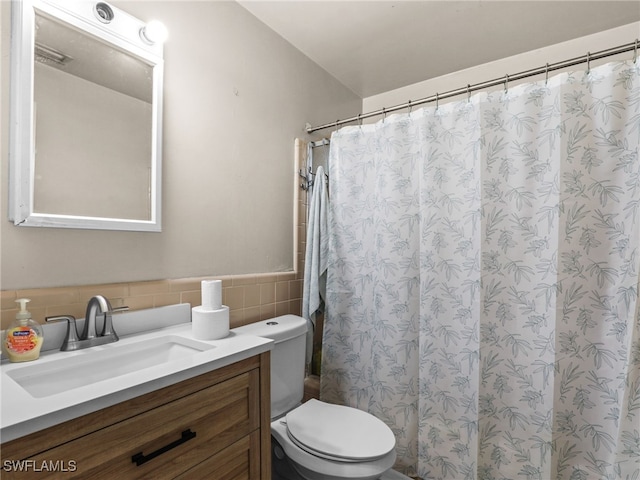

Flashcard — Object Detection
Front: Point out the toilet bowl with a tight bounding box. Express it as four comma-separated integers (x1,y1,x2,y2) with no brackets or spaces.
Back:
272,399,397,480
235,315,412,480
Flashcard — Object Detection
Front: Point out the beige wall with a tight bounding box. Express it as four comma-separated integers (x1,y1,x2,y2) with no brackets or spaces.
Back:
0,1,361,291
0,139,310,329
364,22,640,113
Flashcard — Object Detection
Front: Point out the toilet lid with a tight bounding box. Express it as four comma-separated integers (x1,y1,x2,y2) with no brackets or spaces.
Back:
285,399,396,461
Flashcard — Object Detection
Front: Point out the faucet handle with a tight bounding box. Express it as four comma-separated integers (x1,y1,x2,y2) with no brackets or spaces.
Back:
101,305,129,338
110,306,129,314
46,315,80,351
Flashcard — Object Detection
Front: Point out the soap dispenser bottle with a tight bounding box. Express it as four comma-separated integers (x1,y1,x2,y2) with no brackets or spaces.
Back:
2,298,44,362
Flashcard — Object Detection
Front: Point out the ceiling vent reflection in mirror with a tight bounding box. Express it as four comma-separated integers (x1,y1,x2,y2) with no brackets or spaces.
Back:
34,42,72,65
9,0,167,232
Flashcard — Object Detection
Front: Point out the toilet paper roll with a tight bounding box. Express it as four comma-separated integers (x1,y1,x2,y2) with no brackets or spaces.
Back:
201,280,222,310
192,305,229,340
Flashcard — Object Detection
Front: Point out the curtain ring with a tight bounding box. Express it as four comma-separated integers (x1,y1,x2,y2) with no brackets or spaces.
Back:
382,107,387,122
407,100,412,114
545,63,549,86
504,74,509,93
634,39,638,64
357,114,362,128
467,84,471,103
587,51,591,74
435,93,439,110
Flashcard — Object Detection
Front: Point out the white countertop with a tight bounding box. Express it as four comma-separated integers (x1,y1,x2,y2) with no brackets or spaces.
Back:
1,305,273,443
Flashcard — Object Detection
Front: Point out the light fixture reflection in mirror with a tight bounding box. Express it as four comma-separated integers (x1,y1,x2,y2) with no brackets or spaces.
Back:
9,0,167,232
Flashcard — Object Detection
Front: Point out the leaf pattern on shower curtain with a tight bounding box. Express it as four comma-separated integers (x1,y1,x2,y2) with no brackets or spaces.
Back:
321,60,640,480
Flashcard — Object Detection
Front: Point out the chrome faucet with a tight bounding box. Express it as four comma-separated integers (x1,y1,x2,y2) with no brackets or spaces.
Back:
46,295,128,351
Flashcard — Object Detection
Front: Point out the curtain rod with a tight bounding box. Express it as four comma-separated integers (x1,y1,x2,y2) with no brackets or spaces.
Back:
306,39,639,134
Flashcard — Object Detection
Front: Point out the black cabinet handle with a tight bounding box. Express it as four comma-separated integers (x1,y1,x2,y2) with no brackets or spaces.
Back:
131,429,196,466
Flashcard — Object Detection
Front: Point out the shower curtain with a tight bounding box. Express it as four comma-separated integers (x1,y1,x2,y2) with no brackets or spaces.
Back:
320,60,640,479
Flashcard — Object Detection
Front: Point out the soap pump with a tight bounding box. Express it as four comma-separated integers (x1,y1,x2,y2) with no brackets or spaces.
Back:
2,298,44,362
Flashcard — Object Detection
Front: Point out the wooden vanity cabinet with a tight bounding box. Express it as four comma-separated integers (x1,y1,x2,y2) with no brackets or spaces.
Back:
1,352,271,479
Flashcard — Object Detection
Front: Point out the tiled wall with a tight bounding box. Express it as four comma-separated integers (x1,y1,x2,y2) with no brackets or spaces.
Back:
1,140,309,332
0,273,302,331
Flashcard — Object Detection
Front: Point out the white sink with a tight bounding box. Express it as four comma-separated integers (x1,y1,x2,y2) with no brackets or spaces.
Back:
6,335,215,398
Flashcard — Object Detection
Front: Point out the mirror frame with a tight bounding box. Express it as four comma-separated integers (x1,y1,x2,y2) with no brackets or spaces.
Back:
9,0,164,232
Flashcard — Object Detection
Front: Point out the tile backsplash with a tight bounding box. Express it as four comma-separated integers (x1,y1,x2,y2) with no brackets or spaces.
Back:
0,273,302,331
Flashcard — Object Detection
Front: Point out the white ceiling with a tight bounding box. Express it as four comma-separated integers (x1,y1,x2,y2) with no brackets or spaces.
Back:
238,1,640,98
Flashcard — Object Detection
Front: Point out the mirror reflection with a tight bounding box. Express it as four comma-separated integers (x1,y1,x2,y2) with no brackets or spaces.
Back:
34,12,153,220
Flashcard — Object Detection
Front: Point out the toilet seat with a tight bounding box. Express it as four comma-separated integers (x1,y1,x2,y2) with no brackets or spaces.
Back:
272,417,397,480
285,399,396,462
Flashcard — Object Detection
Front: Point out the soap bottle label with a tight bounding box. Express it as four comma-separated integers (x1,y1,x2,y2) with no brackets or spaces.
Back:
5,327,39,353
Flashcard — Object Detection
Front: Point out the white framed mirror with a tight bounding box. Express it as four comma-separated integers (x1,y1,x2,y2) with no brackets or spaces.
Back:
9,0,165,231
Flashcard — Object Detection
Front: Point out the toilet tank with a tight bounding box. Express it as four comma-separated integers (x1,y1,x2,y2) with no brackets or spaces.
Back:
234,315,308,419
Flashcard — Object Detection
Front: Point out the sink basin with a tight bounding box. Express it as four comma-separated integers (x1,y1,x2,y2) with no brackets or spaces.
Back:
6,335,215,398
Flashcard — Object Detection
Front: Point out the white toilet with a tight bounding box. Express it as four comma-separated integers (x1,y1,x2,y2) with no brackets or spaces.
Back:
235,315,411,480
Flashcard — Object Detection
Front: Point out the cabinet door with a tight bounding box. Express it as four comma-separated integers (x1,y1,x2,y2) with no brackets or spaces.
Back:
2,370,259,479
175,431,261,480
